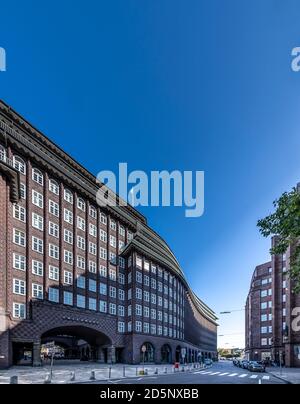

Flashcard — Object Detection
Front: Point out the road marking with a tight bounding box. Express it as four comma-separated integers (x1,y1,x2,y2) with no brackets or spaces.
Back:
210,372,220,375
218,372,229,376
262,376,270,380
238,374,248,378
228,373,238,377
200,371,212,375
250,375,258,379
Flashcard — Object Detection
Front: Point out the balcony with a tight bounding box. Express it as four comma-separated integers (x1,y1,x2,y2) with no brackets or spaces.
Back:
0,148,20,203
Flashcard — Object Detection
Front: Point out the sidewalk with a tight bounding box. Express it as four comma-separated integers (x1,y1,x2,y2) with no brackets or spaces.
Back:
267,367,300,384
0,362,206,384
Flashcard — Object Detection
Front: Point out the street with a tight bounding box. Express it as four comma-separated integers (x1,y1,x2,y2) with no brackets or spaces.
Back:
93,361,286,385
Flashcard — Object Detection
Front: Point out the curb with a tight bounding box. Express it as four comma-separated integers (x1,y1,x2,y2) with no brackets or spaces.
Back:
266,371,294,385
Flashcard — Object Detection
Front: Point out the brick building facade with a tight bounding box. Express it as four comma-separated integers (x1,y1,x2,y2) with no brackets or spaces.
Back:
0,100,218,368
245,235,300,367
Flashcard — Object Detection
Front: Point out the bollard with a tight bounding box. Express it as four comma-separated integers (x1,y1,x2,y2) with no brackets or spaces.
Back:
154,367,158,375
90,370,96,381
144,368,148,375
181,366,185,372
123,366,126,377
108,367,112,379
70,371,75,382
136,367,138,376
44,374,51,384
10,376,18,384
164,367,167,374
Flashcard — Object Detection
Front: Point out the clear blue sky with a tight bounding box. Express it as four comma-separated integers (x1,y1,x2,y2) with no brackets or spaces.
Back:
1,0,300,348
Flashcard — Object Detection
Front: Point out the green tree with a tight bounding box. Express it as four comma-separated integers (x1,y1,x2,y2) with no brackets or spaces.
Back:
257,186,300,292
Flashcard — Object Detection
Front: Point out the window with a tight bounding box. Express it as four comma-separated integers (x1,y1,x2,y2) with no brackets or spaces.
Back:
77,256,86,270
109,286,116,298
151,324,156,335
13,279,26,295
158,311,162,321
77,236,86,250
32,168,43,185
89,242,97,255
49,244,59,259
119,240,125,251
151,264,156,274
118,289,125,300
77,216,85,231
64,250,73,265
32,190,43,208
144,306,149,318
49,221,59,238
261,326,268,334
77,198,86,212
136,256,142,268
261,290,268,298
283,280,287,289
151,294,156,304
13,156,26,174
100,213,107,225
49,179,59,195
151,309,156,320
128,305,132,317
99,265,107,277
118,321,125,333
13,205,26,222
143,322,149,334
261,314,268,322
100,247,107,260
128,288,132,300
268,289,272,296
64,189,73,204
110,220,116,231
89,205,97,219
89,261,97,274
49,200,59,217
64,271,73,285
13,303,26,319
49,287,59,303
32,236,43,254
261,338,268,346
268,267,272,274
77,295,85,309
118,305,125,317
127,231,133,241
13,253,26,271
89,223,97,237
32,283,43,299
31,213,43,231
77,276,86,289
89,298,97,311
119,226,125,237
283,294,286,303
144,275,149,286
283,308,286,317
135,321,142,332
64,209,73,224
49,265,59,281
158,282,162,292
32,260,43,276
261,302,267,310
151,278,156,289
158,296,163,306
20,183,26,199
99,283,107,295
262,278,268,285
13,229,26,247
158,325,162,335
109,268,116,281
109,303,116,315
89,279,97,292
64,229,73,245
136,271,142,283
99,300,107,313
136,288,142,300
144,261,149,271
144,291,150,302
136,304,142,316
118,273,125,285
63,291,73,306
100,229,107,242
110,235,116,248
110,252,117,265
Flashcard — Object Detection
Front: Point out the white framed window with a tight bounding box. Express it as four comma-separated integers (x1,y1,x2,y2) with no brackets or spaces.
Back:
136,271,142,283
49,179,59,195
13,205,26,222
127,231,133,241
136,256,142,268
13,156,26,175
32,190,43,208
118,289,125,300
99,265,107,277
119,226,125,237
118,321,125,333
151,264,156,274
136,288,142,300
283,294,286,303
64,229,73,244
261,302,267,310
32,212,43,231
20,183,26,199
151,324,156,335
49,200,59,217
100,283,107,295
158,311,162,321
49,265,59,281
119,240,125,251
63,291,73,306
283,308,286,317
32,168,43,186
13,279,26,295
89,279,97,292
64,250,73,265
77,236,86,250
261,290,268,298
77,295,85,309
144,261,149,271
135,321,142,332
109,268,116,281
89,260,97,274
283,280,287,289
118,305,125,317
64,189,73,204
158,325,162,335
32,236,43,254
32,260,43,276
110,235,116,248
89,242,97,255
144,275,149,286
13,253,26,271
109,286,116,298
64,208,73,224
77,197,86,212
144,291,150,302
261,314,268,322
143,322,149,334
49,221,59,238
261,326,268,334
100,229,107,243
118,273,125,285
110,219,116,231
89,223,97,237
128,305,132,317
49,243,59,260
136,304,142,316
144,306,149,318
151,278,156,289
151,294,156,304
100,212,107,225
99,300,107,313
49,287,59,303
64,271,73,285
32,283,43,299
109,303,116,315
13,302,26,319
89,298,97,311
89,205,97,219
77,255,86,270
100,247,107,260
77,216,85,231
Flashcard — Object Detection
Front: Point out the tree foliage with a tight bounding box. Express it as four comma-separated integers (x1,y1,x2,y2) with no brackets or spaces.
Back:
257,187,300,293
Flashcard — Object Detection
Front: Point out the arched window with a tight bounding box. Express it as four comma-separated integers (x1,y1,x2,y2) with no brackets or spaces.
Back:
64,188,73,204
140,342,155,363
32,168,43,186
49,179,59,195
89,205,97,219
161,344,172,363
77,197,86,212
13,155,26,175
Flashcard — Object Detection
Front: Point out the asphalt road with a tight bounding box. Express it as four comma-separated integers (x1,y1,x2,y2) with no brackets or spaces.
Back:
92,361,286,385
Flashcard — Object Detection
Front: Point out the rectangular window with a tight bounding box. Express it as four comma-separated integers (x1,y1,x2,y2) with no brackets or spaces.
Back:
118,273,125,285
77,216,86,231
99,265,107,277
110,235,116,248
109,286,116,298
118,321,125,333
109,268,116,281
89,205,97,219
89,261,97,274
77,276,86,289
135,321,142,332
31,213,43,231
49,287,59,303
99,300,107,313
49,221,59,238
77,255,86,270
89,298,97,311
89,279,97,292
77,198,86,212
143,322,149,334
13,279,26,295
118,305,125,317
49,200,59,217
77,294,85,309
49,265,59,281
136,304,142,316
64,271,73,285
109,303,116,315
100,213,107,225
89,242,97,255
13,229,26,247
110,220,116,231
20,183,26,199
64,250,73,265
136,271,142,283
99,283,107,295
63,291,73,306
13,302,26,319
136,288,142,300
64,189,73,204
13,205,26,222
32,236,43,254
77,236,86,251
100,247,107,260
89,223,97,237
49,243,59,259
118,289,125,300
64,209,73,224
32,190,43,208
64,229,73,245
13,253,26,271
100,229,107,243
32,260,43,276
32,283,43,299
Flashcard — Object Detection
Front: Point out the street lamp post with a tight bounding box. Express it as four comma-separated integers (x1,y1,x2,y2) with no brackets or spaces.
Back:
141,345,146,373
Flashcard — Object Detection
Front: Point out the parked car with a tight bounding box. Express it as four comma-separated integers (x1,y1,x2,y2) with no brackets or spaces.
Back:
204,359,213,366
241,360,250,369
248,361,266,372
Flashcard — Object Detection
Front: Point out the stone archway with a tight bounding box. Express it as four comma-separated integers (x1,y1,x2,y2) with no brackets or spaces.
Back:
161,344,172,363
